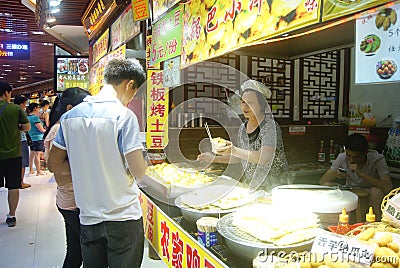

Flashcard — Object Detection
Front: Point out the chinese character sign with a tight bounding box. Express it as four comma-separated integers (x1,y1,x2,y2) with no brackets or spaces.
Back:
182,0,320,66
93,29,110,64
132,0,150,21
322,0,391,22
147,70,169,149
149,5,183,66
312,230,374,265
0,41,30,60
355,3,400,84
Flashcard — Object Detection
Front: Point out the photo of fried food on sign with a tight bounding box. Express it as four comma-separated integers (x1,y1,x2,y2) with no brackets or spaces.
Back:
182,0,320,66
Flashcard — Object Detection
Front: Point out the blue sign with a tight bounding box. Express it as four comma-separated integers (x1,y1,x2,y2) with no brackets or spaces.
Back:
0,41,30,60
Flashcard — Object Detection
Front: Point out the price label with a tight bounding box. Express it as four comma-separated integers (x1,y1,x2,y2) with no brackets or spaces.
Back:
311,230,374,265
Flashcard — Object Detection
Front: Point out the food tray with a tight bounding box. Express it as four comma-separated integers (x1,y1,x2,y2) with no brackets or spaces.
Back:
139,174,237,205
217,213,314,262
174,184,252,224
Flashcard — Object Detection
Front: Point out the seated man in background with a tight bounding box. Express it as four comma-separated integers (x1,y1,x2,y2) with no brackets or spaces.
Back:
319,133,392,220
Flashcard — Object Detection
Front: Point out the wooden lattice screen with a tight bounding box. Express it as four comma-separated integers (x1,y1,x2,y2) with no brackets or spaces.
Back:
300,50,340,123
248,56,293,123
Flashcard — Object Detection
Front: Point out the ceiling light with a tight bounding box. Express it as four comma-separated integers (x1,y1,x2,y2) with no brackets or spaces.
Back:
0,77,3,79
28,65,35,68
34,71,41,74
50,7,60,13
49,0,61,7
31,31,44,35
2,64,10,67
4,69,12,72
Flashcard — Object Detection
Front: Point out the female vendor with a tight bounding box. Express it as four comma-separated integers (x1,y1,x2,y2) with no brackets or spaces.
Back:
198,80,291,192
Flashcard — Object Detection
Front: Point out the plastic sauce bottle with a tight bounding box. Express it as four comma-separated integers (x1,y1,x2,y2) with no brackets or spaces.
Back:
365,207,376,224
336,208,351,235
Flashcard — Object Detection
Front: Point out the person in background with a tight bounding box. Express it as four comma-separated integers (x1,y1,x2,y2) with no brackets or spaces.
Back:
39,99,50,129
13,95,31,188
48,58,147,268
0,82,31,227
44,87,90,268
27,103,46,176
320,133,392,220
198,79,290,192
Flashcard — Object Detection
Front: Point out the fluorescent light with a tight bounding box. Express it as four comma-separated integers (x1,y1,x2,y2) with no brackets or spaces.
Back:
2,64,10,67
4,69,11,72
49,0,61,7
50,7,60,13
0,77,3,79
31,31,44,35
34,71,41,74
28,65,35,68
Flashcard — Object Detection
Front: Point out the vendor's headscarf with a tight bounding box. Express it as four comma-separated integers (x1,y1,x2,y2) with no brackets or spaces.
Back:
240,79,272,99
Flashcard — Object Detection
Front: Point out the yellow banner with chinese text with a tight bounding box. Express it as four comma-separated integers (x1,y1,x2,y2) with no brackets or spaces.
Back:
182,0,321,66
93,28,110,64
146,70,169,149
139,191,228,268
132,0,150,21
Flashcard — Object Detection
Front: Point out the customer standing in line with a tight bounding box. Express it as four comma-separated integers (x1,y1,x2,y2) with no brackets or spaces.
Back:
48,58,148,268
13,95,31,188
0,82,31,227
39,99,50,129
27,103,46,176
44,87,90,268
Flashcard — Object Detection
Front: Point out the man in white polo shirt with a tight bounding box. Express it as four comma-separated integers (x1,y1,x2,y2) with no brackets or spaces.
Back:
48,58,147,268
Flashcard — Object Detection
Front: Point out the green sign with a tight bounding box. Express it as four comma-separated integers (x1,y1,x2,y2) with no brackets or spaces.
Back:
149,5,182,65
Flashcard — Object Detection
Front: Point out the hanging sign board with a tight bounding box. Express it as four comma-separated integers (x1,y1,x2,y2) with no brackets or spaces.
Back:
149,5,183,66
82,0,117,40
322,0,391,22
146,70,169,149
132,0,150,21
152,0,180,22
93,28,109,65
182,0,321,67
355,2,400,84
0,41,30,60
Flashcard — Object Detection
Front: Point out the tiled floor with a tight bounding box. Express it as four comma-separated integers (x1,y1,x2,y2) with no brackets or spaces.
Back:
0,171,166,268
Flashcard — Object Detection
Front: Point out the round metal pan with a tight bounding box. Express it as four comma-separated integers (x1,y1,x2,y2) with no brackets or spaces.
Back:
216,213,314,262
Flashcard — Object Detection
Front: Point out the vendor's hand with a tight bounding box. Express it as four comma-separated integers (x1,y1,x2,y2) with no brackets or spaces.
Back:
335,170,347,180
214,141,233,155
197,152,215,163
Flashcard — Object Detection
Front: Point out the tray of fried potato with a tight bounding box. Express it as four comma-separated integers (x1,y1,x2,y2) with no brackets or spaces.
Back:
142,163,235,203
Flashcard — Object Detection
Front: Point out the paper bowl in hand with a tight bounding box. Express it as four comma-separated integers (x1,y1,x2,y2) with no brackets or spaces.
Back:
211,137,229,154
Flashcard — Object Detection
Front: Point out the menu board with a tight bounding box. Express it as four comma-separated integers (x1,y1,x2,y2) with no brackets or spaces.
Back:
56,57,89,92
355,3,400,84
322,0,391,22
182,0,320,67
111,5,141,50
149,5,183,66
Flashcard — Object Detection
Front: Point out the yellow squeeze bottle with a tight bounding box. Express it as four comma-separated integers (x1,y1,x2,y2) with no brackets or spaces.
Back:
336,208,351,235
365,207,376,224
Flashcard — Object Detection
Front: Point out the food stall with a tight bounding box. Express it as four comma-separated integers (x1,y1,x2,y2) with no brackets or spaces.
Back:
81,0,400,266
